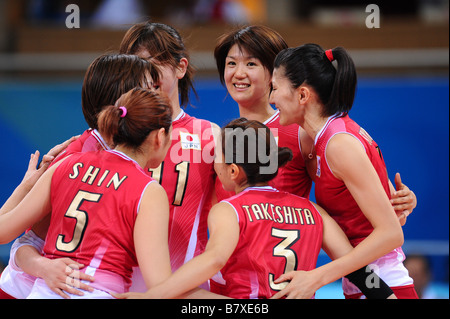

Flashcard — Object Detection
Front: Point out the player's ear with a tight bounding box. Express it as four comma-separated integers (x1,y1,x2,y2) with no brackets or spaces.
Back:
229,163,248,186
146,127,167,153
297,85,311,105
176,58,188,80
229,163,240,180
155,127,169,146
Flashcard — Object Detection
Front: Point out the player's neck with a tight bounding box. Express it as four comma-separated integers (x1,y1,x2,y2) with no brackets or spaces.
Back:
303,104,328,141
114,145,147,169
171,107,183,120
169,94,183,120
235,182,268,194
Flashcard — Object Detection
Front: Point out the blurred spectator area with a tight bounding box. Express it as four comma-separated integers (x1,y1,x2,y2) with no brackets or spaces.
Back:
0,0,448,77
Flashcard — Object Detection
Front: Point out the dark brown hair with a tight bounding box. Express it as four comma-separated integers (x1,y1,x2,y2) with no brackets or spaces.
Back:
222,118,292,184
274,44,357,116
119,21,196,107
81,54,159,130
214,25,288,86
98,88,172,150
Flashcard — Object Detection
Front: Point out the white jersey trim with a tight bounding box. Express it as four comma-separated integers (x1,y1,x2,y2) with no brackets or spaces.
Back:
263,109,279,125
92,129,111,150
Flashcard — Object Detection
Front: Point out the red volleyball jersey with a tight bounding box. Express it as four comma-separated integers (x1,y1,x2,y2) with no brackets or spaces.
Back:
265,111,312,198
314,114,391,246
44,150,155,286
210,186,323,299
0,129,113,298
146,111,216,271
216,111,312,201
52,129,110,165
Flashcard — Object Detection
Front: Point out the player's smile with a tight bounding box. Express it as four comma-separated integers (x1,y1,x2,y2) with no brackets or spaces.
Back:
233,82,250,89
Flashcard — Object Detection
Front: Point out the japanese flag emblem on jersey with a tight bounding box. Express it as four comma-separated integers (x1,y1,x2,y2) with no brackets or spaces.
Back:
180,132,201,150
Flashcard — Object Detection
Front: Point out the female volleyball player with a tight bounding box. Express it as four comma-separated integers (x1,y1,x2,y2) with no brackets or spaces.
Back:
0,139,76,218
0,139,78,300
213,25,313,200
0,88,173,299
115,118,395,299
269,44,418,298
214,25,416,220
119,22,220,281
0,54,159,299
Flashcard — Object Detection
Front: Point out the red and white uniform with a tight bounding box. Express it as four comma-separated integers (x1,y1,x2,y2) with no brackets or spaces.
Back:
0,129,110,299
159,110,216,270
27,150,155,298
0,231,44,299
265,111,312,198
131,110,216,293
216,110,312,201
54,129,110,163
314,113,416,298
210,186,323,299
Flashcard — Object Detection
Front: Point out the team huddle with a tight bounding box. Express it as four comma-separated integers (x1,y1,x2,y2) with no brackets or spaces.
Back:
0,22,418,299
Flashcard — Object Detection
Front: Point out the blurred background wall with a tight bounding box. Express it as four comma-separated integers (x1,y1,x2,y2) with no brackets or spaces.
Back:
0,0,448,298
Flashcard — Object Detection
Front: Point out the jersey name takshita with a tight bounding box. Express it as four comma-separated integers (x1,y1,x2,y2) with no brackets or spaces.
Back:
241,203,316,225
68,162,128,190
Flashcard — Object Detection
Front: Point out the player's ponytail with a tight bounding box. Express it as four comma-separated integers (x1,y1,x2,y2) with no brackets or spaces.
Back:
97,104,122,145
98,88,172,149
274,43,357,116
81,54,159,130
327,46,357,115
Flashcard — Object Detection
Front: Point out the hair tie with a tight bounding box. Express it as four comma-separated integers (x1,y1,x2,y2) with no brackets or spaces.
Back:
325,49,334,62
119,106,127,118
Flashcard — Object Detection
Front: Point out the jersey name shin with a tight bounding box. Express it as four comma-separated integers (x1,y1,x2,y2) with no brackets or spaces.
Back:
68,162,128,190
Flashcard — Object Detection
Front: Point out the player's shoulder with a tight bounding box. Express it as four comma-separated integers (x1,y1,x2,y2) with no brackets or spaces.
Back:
141,179,169,203
175,113,219,142
182,113,217,127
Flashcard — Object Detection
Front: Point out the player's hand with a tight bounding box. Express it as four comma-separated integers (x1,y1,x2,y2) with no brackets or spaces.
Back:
40,257,95,299
270,270,317,299
390,173,416,226
38,135,79,169
20,136,79,191
19,150,51,191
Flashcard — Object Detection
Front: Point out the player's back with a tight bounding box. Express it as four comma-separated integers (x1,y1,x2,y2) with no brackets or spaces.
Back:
44,150,155,293
211,186,323,298
0,129,112,299
147,111,216,271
